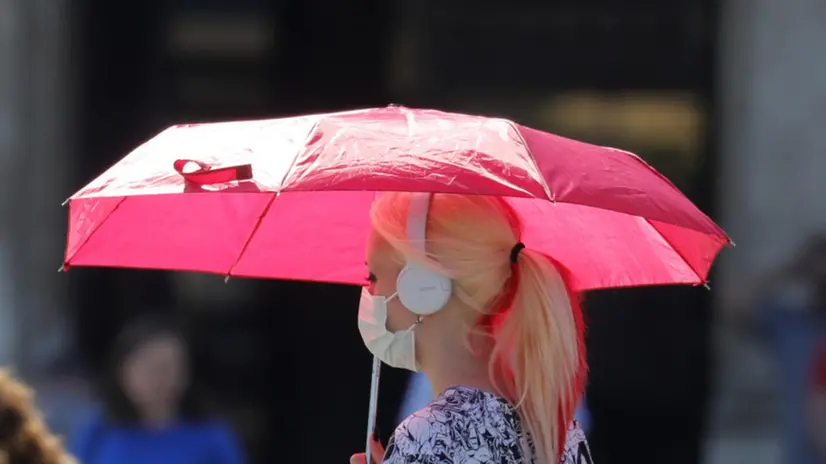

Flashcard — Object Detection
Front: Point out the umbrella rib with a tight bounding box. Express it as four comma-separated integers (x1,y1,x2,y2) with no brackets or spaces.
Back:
225,192,277,279
63,197,128,266
277,120,320,192
505,121,553,201
642,218,706,285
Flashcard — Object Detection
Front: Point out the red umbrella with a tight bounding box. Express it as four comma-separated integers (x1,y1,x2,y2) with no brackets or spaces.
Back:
64,106,730,290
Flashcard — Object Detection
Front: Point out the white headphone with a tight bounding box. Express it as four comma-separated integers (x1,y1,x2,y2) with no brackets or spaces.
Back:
396,193,453,315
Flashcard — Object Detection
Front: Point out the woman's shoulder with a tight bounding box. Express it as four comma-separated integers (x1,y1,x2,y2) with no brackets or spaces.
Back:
182,419,235,436
384,386,527,462
394,385,513,433
194,420,244,461
383,405,460,463
386,388,594,463
171,420,242,458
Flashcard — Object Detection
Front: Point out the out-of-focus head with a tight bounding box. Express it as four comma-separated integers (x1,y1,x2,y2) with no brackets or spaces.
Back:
121,334,187,411
102,314,201,424
365,192,586,462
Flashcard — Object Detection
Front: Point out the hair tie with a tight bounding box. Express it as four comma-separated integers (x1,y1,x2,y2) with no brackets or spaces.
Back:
509,242,525,265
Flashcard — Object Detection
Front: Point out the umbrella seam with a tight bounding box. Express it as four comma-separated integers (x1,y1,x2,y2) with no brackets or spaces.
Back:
277,120,320,192
625,151,730,241
225,193,277,279
223,118,318,277
643,218,706,285
504,120,554,202
64,197,128,266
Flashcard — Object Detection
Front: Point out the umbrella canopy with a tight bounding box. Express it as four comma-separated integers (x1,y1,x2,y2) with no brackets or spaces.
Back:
64,106,730,290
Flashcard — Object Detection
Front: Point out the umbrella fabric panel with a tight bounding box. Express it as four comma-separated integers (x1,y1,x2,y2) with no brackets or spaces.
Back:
65,192,726,290
644,219,729,283
518,125,724,237
69,107,726,244
230,190,376,284
509,198,725,289
279,109,549,199
66,193,273,274
71,115,322,199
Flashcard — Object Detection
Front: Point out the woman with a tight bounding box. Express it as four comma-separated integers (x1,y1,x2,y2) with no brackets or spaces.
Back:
0,369,75,464
69,314,244,464
352,192,592,463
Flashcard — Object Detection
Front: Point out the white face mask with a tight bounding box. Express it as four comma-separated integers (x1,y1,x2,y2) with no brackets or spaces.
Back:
357,287,419,372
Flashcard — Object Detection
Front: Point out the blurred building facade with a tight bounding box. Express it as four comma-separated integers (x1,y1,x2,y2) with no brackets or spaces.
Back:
0,0,73,373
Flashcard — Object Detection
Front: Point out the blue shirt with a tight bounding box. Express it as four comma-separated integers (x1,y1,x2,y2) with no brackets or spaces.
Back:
69,410,244,464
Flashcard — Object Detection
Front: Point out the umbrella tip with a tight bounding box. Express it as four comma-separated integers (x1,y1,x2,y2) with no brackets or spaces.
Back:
224,276,230,284
729,240,736,248
57,264,66,273
703,282,711,291
61,198,69,207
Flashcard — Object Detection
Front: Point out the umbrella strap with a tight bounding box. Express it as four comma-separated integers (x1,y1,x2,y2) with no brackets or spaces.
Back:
173,159,253,185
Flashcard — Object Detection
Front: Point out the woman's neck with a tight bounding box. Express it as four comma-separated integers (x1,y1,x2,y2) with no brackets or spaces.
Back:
140,406,176,428
421,331,498,397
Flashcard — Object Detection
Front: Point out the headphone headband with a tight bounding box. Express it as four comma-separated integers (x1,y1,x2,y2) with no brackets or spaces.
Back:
396,192,452,316
406,193,431,252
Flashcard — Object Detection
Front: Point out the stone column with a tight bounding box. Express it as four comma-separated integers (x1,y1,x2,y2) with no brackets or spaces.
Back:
0,0,73,375
0,0,24,368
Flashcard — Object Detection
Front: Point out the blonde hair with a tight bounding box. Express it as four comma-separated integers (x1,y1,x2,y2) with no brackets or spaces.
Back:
370,193,587,463
0,369,76,464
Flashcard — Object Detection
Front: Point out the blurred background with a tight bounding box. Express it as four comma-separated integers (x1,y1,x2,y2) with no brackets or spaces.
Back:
0,0,825,462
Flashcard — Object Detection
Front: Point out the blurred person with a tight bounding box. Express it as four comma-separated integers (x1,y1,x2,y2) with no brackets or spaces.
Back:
69,314,244,464
351,193,592,463
753,234,826,463
0,369,75,463
35,355,94,439
808,340,826,459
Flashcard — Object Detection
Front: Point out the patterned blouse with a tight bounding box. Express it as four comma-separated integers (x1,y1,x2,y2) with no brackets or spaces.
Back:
383,386,592,463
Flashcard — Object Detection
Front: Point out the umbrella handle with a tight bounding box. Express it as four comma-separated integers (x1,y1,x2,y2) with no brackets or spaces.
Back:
365,355,381,464
173,159,253,185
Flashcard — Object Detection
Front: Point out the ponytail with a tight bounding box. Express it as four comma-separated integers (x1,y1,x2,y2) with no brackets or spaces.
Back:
488,249,586,463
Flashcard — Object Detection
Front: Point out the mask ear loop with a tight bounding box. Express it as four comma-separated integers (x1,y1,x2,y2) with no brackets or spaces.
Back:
405,315,424,333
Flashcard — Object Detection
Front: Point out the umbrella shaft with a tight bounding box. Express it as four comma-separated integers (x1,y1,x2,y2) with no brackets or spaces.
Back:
365,356,381,464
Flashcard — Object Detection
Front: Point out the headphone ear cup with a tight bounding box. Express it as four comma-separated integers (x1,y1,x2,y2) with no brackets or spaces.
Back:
396,264,453,315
